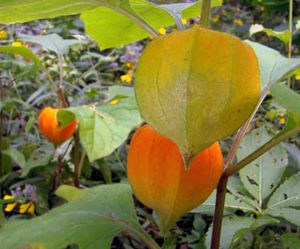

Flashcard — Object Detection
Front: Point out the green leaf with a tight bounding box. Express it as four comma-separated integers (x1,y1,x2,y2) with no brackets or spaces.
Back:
57,109,76,129
55,185,86,202
271,84,300,115
0,0,222,50
98,160,113,184
0,0,96,24
249,24,290,44
25,114,36,133
0,184,148,249
267,172,300,209
81,0,222,50
161,235,177,249
0,45,41,65
21,143,55,177
237,127,288,209
182,0,222,18
2,148,26,168
205,216,253,249
246,41,300,90
192,190,256,214
106,85,135,101
81,0,171,50
284,112,300,131
267,207,300,226
206,215,279,249
281,233,300,249
70,98,142,162
19,34,80,55
249,216,279,228
230,216,279,248
227,175,258,210
193,176,258,214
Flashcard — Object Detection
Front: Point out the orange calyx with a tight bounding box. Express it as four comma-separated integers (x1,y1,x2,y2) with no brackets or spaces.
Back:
127,125,223,234
38,107,76,145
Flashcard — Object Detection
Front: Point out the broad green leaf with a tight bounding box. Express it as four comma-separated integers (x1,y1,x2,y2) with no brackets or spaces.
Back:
0,0,96,24
182,0,222,18
19,34,80,55
192,190,256,214
81,0,222,50
246,41,300,90
57,109,76,129
267,207,300,226
160,0,222,20
98,160,113,184
249,24,290,44
206,216,279,249
0,184,148,249
281,233,300,249
2,148,26,168
237,127,288,209
193,176,258,214
106,85,135,101
205,216,253,249
81,0,172,50
161,235,177,249
55,185,86,202
283,143,300,169
230,216,279,248
21,143,55,177
0,45,41,65
70,98,142,162
267,172,300,209
249,216,279,229
136,26,260,164
271,84,300,115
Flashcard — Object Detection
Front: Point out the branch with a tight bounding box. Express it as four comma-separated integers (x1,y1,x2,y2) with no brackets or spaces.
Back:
225,126,300,177
210,175,228,249
200,0,212,28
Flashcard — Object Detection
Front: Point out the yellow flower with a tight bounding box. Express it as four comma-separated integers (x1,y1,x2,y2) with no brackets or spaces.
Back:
234,19,243,26
279,118,286,125
12,41,24,47
19,201,35,215
0,30,8,40
182,18,187,25
3,195,17,212
159,28,166,35
109,99,119,105
125,62,134,69
295,74,300,80
212,15,220,23
120,70,133,84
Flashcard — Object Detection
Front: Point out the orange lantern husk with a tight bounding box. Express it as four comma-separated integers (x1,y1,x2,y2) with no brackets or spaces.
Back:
127,125,223,234
38,107,76,145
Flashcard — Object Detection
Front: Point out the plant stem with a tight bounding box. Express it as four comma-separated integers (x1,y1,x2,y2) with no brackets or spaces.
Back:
287,0,293,88
225,126,300,177
74,149,86,188
210,175,228,249
73,130,81,187
52,154,65,192
162,8,185,31
57,55,69,108
0,78,3,177
200,0,212,28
